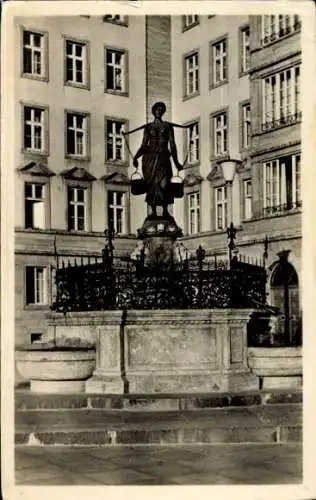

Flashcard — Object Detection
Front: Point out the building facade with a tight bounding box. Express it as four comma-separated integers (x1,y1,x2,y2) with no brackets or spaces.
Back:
14,14,302,346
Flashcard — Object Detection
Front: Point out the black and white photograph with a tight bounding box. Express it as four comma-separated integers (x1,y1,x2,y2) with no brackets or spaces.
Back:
1,0,316,496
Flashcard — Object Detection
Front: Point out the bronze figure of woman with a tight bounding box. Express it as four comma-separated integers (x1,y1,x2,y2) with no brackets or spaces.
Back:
132,102,183,218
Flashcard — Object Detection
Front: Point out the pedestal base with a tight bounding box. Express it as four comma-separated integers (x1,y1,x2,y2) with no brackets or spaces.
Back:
30,379,85,393
85,375,124,394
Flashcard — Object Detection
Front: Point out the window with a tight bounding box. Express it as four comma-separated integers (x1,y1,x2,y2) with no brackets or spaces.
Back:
23,106,46,152
108,191,127,234
186,121,200,165
103,15,128,25
262,15,301,45
263,153,301,215
213,112,228,156
215,186,227,230
22,30,46,79
105,48,127,93
24,183,45,229
243,180,252,220
241,103,251,149
25,266,48,305
67,186,87,231
187,192,200,234
212,39,227,86
66,112,88,157
262,66,301,130
183,15,199,30
240,26,250,74
184,52,199,98
65,39,88,86
105,119,126,162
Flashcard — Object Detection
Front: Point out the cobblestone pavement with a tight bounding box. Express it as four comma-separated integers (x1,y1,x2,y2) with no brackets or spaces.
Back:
15,443,302,485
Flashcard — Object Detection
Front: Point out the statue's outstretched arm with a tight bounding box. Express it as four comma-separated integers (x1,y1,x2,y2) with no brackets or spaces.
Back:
169,125,183,171
134,126,149,162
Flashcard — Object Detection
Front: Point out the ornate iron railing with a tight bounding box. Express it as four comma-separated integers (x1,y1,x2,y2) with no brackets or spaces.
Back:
51,250,267,313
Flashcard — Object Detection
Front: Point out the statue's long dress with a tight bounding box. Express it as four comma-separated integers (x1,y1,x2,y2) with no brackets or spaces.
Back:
141,122,174,207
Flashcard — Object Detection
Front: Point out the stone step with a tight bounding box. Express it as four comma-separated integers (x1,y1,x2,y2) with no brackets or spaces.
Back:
15,389,302,411
16,403,302,446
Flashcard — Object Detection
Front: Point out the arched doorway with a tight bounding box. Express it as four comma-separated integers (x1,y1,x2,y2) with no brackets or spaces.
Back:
269,251,301,346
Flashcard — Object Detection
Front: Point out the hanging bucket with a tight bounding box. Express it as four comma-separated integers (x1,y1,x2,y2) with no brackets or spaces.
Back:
130,170,146,196
170,175,184,198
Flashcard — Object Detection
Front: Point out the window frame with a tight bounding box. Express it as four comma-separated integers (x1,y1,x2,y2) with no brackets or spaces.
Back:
183,118,200,167
261,65,301,132
21,27,49,82
103,15,128,26
66,183,90,232
186,190,201,235
242,179,252,221
182,15,199,32
21,102,49,156
262,152,301,215
239,24,250,76
104,46,129,96
261,14,301,47
104,116,129,165
209,35,228,89
107,189,129,235
24,181,47,230
65,110,90,160
183,49,200,100
210,108,229,159
239,100,251,151
214,185,228,231
63,36,90,89
25,265,49,307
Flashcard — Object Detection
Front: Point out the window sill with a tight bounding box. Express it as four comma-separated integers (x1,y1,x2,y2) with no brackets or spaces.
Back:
245,207,301,223
183,92,200,102
22,148,49,157
182,22,200,33
261,28,301,49
103,19,128,27
24,304,50,311
21,73,48,83
254,116,302,136
239,69,249,78
210,153,230,163
209,80,228,91
65,154,90,162
105,160,129,168
105,89,129,98
184,161,201,169
64,81,90,91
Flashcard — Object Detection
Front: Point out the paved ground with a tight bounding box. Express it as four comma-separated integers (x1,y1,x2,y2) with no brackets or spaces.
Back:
15,443,302,485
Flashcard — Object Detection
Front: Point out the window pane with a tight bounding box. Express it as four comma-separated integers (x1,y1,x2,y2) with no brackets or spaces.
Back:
77,189,85,202
106,65,114,89
67,130,75,154
66,41,73,55
23,48,32,73
68,187,74,202
26,267,35,304
66,58,73,81
33,34,41,47
75,44,83,57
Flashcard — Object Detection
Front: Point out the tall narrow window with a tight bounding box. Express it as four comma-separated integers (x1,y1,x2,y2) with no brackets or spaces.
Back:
240,26,250,74
67,186,87,231
263,153,301,215
105,48,127,93
108,191,127,234
215,186,227,230
105,119,126,162
187,192,200,234
66,113,88,157
23,106,46,152
212,39,227,85
184,52,199,97
243,180,252,220
213,112,228,156
24,183,45,229
262,66,301,130
22,30,46,78
241,103,251,149
65,40,87,86
25,266,48,305
186,121,200,165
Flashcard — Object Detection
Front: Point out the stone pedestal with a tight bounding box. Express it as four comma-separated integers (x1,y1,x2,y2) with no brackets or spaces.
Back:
86,309,258,394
